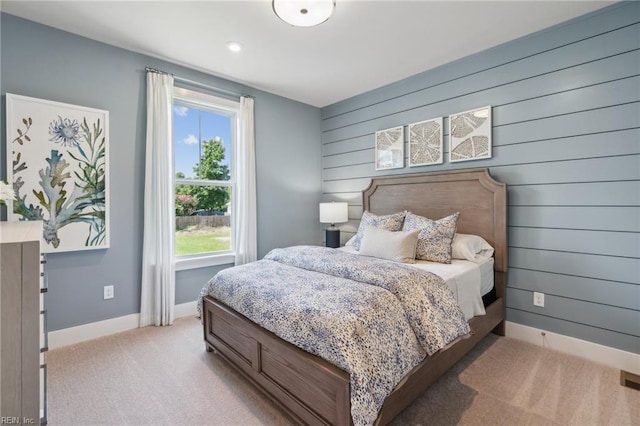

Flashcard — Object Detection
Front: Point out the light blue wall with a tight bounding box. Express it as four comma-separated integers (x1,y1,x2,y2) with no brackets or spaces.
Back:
321,3,639,354
0,13,323,329
2,4,638,354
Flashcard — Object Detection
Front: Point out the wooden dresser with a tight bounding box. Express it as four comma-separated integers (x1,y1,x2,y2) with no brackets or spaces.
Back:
0,221,47,425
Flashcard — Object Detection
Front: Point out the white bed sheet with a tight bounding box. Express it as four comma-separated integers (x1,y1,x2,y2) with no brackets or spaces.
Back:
339,246,494,320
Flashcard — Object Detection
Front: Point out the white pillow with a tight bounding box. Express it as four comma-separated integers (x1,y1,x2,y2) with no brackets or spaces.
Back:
451,233,494,263
359,226,420,263
345,235,356,246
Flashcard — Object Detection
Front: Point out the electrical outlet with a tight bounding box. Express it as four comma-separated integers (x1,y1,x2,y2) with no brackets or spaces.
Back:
104,285,114,300
533,291,544,307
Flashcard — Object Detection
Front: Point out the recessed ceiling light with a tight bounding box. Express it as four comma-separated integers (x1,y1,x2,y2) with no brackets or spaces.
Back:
226,41,243,52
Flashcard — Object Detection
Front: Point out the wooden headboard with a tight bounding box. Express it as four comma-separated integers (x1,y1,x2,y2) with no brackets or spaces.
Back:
363,168,507,296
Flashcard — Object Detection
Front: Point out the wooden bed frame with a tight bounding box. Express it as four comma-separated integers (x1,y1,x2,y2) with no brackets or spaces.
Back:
202,168,507,425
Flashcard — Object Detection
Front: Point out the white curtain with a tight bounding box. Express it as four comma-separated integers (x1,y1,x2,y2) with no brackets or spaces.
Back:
234,96,257,265
140,72,175,327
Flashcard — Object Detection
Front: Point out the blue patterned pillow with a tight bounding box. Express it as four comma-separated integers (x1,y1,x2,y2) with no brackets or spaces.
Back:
402,212,459,263
352,210,406,251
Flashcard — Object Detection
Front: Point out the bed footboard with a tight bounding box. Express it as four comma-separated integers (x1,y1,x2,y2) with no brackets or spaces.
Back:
202,296,351,426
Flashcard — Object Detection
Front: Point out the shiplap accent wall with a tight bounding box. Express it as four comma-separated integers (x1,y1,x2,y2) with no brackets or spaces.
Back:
320,3,639,354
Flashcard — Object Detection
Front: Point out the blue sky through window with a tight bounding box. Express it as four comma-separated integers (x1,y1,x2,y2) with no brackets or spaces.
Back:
173,104,232,179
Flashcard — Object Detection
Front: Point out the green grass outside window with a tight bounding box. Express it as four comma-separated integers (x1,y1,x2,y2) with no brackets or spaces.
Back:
175,227,230,256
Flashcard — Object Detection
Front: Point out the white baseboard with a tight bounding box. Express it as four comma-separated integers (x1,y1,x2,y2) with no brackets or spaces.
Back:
49,301,199,349
49,313,140,349
506,321,640,375
174,300,198,319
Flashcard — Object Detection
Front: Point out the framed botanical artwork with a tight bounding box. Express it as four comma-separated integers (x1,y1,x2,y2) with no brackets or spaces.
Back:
375,126,404,170
6,93,110,253
408,117,443,167
449,105,492,162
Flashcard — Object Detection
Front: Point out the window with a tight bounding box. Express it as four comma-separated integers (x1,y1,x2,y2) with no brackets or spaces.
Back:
173,88,239,269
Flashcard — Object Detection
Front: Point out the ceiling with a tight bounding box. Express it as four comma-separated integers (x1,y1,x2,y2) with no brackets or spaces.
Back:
1,1,615,107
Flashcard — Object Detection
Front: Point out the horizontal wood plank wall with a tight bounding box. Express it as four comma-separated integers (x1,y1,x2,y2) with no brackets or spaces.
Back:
320,3,640,354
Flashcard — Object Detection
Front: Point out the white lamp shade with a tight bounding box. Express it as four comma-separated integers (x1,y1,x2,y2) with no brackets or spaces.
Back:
319,202,348,224
273,0,335,27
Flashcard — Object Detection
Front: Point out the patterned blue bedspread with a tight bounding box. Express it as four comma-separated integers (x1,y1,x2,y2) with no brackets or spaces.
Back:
197,246,470,425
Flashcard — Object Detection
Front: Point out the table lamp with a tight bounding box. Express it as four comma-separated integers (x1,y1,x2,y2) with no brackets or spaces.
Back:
319,202,348,248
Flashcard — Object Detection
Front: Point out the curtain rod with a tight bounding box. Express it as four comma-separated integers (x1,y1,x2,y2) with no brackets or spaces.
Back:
145,67,252,99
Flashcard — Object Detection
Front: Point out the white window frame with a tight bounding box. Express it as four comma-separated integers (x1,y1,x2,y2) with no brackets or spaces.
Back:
173,88,240,271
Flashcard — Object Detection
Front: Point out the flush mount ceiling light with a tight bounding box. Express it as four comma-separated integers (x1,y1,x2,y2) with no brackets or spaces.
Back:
272,0,336,27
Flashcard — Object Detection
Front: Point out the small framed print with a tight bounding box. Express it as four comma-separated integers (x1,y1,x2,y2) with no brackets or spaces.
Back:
408,117,443,167
449,105,492,163
375,126,404,170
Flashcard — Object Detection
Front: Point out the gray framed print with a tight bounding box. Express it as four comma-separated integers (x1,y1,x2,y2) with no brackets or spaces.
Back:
6,93,110,253
449,106,492,163
408,117,443,167
375,126,404,170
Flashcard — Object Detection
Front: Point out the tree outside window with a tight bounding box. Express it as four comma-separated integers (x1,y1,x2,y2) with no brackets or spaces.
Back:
176,137,230,215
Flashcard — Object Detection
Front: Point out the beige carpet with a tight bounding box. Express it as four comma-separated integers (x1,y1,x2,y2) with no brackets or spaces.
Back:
46,316,639,426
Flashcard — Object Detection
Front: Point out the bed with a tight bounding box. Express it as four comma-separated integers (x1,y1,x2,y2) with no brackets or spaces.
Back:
199,168,507,425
